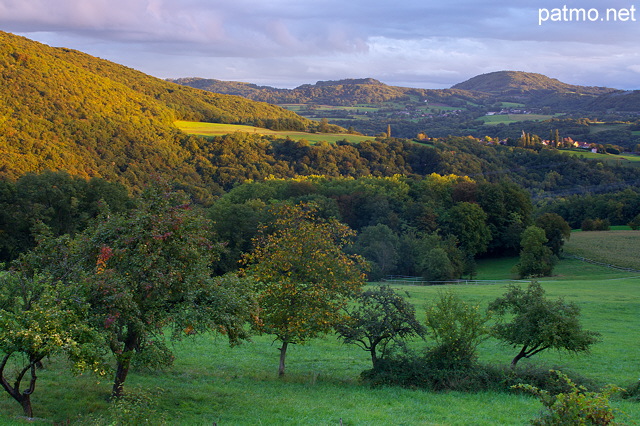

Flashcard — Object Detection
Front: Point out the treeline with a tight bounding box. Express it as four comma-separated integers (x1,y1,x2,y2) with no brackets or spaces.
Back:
0,171,132,261
185,133,640,198
208,174,533,280
0,171,534,280
538,188,640,228
2,145,638,265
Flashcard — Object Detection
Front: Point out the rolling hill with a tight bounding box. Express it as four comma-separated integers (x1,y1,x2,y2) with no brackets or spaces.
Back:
0,31,316,195
169,76,487,106
172,71,629,113
451,71,615,96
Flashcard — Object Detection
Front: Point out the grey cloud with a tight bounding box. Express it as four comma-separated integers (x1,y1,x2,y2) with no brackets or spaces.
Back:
2,0,640,89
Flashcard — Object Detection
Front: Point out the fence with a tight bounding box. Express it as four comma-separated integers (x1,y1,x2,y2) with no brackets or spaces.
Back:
382,276,528,286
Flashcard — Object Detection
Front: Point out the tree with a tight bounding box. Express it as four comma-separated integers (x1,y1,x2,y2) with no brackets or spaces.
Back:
535,213,571,256
242,203,367,376
515,226,557,278
441,201,491,257
0,248,105,417
335,285,425,367
74,184,246,398
488,281,600,367
629,213,640,230
352,224,399,280
424,291,490,368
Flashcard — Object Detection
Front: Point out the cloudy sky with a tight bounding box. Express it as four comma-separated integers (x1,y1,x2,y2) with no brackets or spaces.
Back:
2,0,640,89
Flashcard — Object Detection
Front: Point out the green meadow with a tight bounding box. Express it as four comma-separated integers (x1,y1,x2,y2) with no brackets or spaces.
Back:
558,149,640,167
480,114,554,125
175,120,374,144
2,252,639,425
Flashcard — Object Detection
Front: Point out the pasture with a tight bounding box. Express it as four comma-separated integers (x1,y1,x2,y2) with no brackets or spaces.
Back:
564,230,640,270
558,149,640,167
480,114,554,125
175,120,373,144
1,254,639,425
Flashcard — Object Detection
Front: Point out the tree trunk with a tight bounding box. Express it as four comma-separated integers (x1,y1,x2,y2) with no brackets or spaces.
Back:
112,355,131,399
278,341,288,377
20,395,33,418
370,346,378,369
511,346,527,368
0,356,37,418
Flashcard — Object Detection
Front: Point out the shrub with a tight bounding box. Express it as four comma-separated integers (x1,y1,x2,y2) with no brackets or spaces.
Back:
581,218,611,231
514,371,622,426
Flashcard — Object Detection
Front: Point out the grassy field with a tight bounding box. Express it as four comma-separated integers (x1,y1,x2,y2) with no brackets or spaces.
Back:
559,149,640,167
1,254,639,425
564,230,640,270
175,120,374,144
480,114,553,125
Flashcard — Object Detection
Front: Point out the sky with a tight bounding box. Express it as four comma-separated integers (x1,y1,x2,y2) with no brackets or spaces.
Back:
2,0,640,90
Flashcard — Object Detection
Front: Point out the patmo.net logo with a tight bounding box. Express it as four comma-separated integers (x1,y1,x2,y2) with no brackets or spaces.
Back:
539,5,637,25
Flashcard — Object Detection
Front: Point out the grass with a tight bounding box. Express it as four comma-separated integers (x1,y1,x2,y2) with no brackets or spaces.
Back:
2,257,639,424
564,230,640,270
175,120,374,144
480,114,553,125
558,149,640,167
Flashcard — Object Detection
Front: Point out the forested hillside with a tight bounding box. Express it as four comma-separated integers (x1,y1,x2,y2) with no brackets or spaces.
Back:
0,31,315,194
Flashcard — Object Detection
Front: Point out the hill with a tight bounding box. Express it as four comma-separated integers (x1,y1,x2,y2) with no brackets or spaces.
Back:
0,31,316,194
451,71,615,96
169,76,487,106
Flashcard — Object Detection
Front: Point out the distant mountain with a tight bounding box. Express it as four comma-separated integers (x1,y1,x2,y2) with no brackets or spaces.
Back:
0,31,315,196
169,77,486,106
173,71,630,112
451,71,615,96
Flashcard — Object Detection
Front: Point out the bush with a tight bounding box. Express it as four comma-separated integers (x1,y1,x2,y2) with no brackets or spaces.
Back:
362,350,600,395
581,218,610,231
621,380,640,402
515,371,621,425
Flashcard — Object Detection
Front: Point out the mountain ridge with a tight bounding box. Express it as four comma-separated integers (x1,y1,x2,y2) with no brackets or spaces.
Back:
169,71,627,110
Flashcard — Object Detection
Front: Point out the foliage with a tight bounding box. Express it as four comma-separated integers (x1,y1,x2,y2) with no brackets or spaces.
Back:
581,218,611,231
87,387,167,425
489,281,601,367
440,201,491,257
0,256,106,417
535,213,571,256
242,203,367,376
515,226,557,278
628,213,640,230
335,285,425,367
424,291,490,369
351,224,400,280
72,184,245,398
515,371,622,426
0,171,132,262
